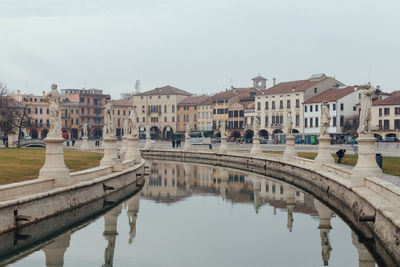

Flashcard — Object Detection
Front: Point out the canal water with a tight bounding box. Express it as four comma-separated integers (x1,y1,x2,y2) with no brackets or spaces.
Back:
3,160,378,267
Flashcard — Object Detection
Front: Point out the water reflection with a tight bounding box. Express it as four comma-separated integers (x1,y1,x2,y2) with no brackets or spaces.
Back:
3,160,383,267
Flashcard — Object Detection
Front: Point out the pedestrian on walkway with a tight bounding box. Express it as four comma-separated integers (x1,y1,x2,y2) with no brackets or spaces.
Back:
172,140,175,148
336,149,346,164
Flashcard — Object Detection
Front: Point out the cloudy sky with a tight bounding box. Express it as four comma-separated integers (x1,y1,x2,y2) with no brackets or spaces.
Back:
0,0,399,98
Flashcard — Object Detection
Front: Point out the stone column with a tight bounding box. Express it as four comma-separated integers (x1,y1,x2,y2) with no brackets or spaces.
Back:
183,135,191,151
39,136,72,187
315,199,333,266
42,231,71,267
351,135,382,187
351,231,376,267
218,136,228,153
314,135,334,168
124,135,141,163
144,126,151,150
127,194,140,244
285,185,296,232
250,135,261,156
80,136,90,150
103,204,122,267
283,134,297,160
119,136,128,160
100,136,123,172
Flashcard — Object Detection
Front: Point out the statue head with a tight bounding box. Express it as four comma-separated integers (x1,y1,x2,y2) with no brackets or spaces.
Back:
51,83,57,91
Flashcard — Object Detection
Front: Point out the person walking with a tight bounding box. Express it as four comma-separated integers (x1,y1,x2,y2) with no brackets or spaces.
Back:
336,149,346,164
172,139,175,148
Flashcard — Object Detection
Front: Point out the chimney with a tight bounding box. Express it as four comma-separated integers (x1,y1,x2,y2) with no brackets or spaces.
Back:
273,78,276,86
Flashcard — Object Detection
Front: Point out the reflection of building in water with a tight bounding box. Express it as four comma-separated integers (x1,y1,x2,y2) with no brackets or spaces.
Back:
143,161,317,221
315,199,333,266
127,194,140,244
103,204,122,267
351,231,376,267
42,231,71,267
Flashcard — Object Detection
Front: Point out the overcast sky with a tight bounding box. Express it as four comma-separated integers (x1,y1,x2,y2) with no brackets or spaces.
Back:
0,0,399,98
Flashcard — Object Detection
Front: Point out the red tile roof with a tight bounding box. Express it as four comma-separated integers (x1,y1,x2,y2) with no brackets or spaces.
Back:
136,85,192,96
258,78,328,95
304,86,358,104
373,92,400,105
178,95,211,106
111,100,132,106
213,87,254,100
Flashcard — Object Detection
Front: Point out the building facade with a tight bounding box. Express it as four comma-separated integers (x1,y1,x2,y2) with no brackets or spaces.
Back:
197,98,214,132
111,100,132,137
177,95,211,133
371,91,400,140
255,74,344,142
132,85,192,139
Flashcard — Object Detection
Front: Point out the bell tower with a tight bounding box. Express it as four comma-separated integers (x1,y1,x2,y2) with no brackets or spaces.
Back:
252,74,267,90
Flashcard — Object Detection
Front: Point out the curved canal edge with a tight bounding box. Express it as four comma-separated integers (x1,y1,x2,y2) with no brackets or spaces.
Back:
0,159,146,235
142,148,400,266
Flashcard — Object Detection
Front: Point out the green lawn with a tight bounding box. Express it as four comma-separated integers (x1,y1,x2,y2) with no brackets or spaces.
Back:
0,148,102,185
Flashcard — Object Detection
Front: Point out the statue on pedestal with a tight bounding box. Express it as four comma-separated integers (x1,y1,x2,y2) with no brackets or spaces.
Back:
219,120,226,138
104,101,114,138
82,123,89,137
286,111,293,135
185,122,191,138
320,102,331,136
44,84,62,137
358,84,376,135
253,116,260,137
128,110,138,137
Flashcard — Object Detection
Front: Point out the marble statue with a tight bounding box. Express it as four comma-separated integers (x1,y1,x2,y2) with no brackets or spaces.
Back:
104,101,114,137
82,123,89,137
320,102,331,136
358,84,376,135
185,122,191,138
44,83,62,136
219,120,226,138
253,116,260,138
128,110,138,137
321,231,332,266
286,111,293,135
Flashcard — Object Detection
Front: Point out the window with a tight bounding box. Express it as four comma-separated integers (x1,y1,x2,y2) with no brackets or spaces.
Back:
64,109,67,116
296,114,300,126
315,118,319,127
172,117,175,122
265,116,269,126
71,109,73,114
378,119,382,130
304,118,308,128
340,103,344,111
27,108,31,114
142,117,145,122
40,108,43,114
164,105,167,113
314,88,317,94
82,108,84,115
279,100,283,109
310,105,313,112
46,108,49,114
333,103,336,111
76,118,79,125
123,110,126,116
353,106,356,111
304,106,307,112
296,99,300,108
395,119,400,130
384,119,390,130
265,102,269,110
142,105,145,113
272,101,275,110
118,110,120,115
287,100,291,109
333,116,337,127
71,118,74,125
257,102,261,110
315,105,318,112
384,108,390,115
310,118,313,127
172,105,175,113
395,107,400,115
340,115,344,127
164,117,167,122
35,108,38,114
379,108,382,116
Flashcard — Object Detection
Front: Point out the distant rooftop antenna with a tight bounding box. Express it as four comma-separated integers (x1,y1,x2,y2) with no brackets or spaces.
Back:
135,80,141,94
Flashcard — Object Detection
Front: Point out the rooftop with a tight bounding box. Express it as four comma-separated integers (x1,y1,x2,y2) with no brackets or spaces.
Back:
135,85,192,96
111,100,132,107
304,86,359,104
178,95,211,106
213,87,254,100
373,91,400,106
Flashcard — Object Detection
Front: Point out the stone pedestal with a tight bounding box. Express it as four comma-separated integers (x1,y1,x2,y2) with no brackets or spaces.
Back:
100,136,123,172
250,136,261,156
119,136,128,160
183,136,191,151
283,134,297,160
314,136,334,168
351,135,382,187
80,136,90,150
39,137,72,187
124,136,141,163
42,231,71,267
218,136,228,153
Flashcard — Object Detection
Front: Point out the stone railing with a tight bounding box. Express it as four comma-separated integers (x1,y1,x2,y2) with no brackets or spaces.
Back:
141,148,400,265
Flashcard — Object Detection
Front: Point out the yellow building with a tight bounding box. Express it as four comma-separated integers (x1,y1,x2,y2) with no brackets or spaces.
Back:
132,85,192,139
371,91,400,140
197,98,214,132
177,95,211,133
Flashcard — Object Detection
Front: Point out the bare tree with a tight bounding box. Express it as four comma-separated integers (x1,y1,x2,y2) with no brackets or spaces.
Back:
343,115,359,135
